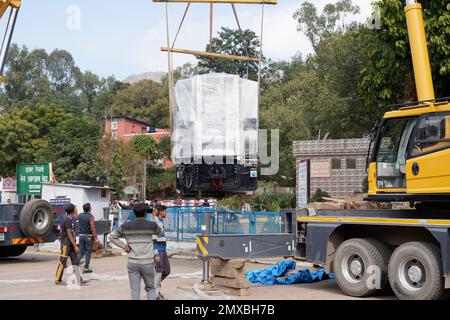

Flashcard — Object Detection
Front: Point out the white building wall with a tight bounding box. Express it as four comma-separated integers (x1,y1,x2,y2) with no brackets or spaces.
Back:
84,188,110,220
41,184,110,220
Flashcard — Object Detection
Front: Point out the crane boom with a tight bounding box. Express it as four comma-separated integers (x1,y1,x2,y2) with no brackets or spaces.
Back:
0,0,21,82
405,0,435,103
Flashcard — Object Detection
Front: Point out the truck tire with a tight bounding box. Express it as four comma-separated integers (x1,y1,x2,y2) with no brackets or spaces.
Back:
388,242,444,300
334,238,390,297
0,245,27,258
19,199,54,238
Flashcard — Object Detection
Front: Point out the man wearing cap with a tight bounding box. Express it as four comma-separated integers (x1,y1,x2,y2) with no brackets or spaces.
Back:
109,203,163,300
153,204,171,300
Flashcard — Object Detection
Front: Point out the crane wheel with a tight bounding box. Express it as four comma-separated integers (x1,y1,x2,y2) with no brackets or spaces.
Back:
334,238,390,297
388,242,445,300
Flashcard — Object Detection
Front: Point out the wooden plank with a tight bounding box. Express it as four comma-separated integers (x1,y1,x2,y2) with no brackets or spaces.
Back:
322,197,347,203
153,0,277,5
211,258,246,269
161,47,260,62
211,275,250,289
211,264,245,278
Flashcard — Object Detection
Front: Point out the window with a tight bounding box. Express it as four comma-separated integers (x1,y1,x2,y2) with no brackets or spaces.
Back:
375,118,417,189
410,114,450,156
346,159,356,169
111,121,118,130
377,119,404,163
331,159,341,169
112,132,118,140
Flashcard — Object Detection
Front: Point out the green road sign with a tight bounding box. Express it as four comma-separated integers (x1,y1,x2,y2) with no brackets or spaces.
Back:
16,163,52,195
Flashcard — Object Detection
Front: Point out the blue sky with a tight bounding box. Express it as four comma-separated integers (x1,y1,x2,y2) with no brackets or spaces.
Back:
5,0,372,80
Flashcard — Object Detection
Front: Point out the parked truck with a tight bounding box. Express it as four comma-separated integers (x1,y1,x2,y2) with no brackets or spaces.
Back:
0,200,62,257
196,0,450,300
0,199,112,258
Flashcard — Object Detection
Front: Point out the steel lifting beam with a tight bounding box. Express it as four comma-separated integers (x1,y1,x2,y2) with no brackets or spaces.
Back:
161,47,260,62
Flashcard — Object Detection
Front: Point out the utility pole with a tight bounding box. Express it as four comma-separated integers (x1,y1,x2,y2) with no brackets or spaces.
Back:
142,158,147,201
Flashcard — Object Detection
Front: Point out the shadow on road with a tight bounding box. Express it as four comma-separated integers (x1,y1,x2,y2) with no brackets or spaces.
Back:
0,252,56,265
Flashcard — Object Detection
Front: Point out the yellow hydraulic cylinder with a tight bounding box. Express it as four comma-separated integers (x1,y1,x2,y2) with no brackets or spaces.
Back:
404,1,435,102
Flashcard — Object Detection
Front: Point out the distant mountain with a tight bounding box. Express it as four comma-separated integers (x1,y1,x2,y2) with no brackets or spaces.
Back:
123,71,165,84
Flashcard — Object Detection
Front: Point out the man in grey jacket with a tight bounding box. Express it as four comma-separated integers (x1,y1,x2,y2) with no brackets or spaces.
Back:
109,203,163,300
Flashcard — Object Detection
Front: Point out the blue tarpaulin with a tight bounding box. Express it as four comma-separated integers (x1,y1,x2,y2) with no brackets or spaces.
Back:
245,261,335,285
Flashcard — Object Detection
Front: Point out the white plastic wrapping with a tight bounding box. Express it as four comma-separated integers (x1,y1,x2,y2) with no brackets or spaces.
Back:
172,73,258,165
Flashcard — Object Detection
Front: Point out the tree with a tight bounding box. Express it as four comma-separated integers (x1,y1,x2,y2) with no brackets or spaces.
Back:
92,77,127,121
147,167,176,199
78,71,102,114
0,45,118,116
0,104,69,176
130,135,158,161
1,45,41,110
294,0,360,51
37,116,107,184
171,63,206,83
156,135,171,160
129,135,159,199
111,80,169,128
198,27,263,80
314,28,382,136
359,0,450,110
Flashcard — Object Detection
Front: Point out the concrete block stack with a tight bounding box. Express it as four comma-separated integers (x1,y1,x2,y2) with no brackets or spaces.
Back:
210,258,250,296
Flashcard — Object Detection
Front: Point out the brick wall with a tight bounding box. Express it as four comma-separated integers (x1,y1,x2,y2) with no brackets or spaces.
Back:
294,139,370,204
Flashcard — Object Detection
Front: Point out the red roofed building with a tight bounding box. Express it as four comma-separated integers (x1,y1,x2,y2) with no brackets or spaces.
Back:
104,116,173,169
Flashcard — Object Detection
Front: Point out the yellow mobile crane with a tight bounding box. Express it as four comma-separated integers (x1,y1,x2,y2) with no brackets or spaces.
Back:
0,0,20,82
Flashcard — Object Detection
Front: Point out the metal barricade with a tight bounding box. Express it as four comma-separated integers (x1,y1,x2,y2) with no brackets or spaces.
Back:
116,207,282,241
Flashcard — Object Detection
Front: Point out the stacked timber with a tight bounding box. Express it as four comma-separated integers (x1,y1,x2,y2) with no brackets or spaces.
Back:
210,258,250,296
307,194,393,210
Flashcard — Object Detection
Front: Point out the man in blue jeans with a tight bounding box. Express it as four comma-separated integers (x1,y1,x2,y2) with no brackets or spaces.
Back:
77,203,99,274
110,203,163,300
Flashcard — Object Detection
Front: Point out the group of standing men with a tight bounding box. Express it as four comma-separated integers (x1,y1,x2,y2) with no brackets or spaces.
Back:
55,200,171,301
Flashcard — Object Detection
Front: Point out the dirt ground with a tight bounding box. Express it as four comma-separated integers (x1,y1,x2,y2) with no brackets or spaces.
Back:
0,247,395,300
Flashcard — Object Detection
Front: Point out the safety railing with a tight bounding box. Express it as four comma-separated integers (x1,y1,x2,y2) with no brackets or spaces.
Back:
114,207,281,241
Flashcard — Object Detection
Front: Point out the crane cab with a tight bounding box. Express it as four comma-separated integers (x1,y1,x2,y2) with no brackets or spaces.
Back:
367,100,450,202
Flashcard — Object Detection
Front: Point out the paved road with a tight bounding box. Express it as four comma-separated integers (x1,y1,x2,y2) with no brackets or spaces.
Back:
0,248,395,300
